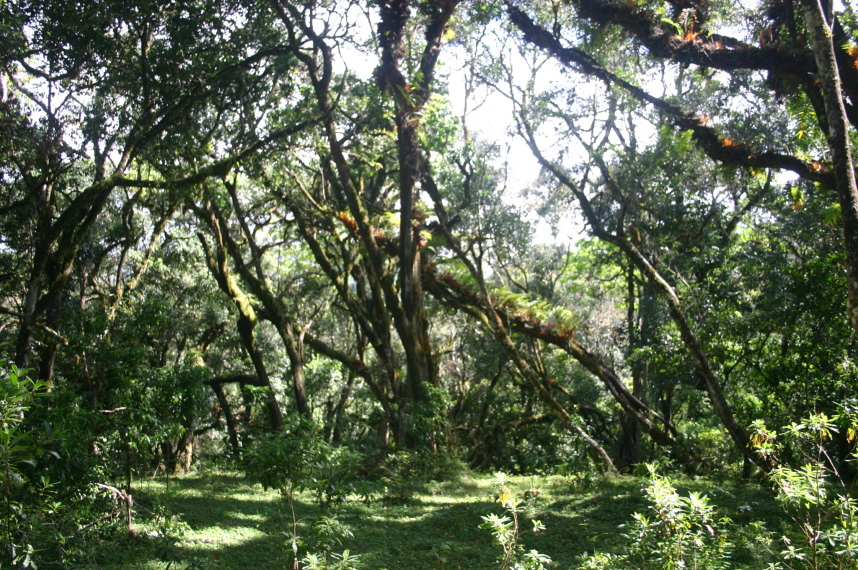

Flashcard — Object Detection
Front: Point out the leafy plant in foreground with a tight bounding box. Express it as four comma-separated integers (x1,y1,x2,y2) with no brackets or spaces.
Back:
480,473,551,570
750,404,858,569
0,364,134,568
300,548,360,570
579,466,733,569
627,469,733,569
0,364,61,568
245,417,360,569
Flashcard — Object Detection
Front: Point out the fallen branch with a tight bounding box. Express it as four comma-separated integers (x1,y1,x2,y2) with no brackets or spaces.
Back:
94,482,135,535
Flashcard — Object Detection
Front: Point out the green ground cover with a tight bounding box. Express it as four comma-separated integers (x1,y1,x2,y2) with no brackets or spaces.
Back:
88,469,788,569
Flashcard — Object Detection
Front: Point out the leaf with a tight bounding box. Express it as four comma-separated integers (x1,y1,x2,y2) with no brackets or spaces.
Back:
790,186,805,211
823,203,841,225
660,17,682,34
497,485,514,508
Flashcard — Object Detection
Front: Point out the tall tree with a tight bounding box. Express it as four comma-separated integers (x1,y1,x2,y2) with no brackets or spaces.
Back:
0,0,306,380
498,0,858,464
506,0,858,335
262,0,464,445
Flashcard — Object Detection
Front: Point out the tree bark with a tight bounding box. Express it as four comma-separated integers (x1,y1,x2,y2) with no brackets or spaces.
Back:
196,210,284,431
801,0,858,334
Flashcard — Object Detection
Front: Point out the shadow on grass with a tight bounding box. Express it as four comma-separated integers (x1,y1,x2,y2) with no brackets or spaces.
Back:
91,470,788,569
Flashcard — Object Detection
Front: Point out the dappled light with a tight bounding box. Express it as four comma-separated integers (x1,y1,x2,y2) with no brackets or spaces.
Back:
2,0,858,567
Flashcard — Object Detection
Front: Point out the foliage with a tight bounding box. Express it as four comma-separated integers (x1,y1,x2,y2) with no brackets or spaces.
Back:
245,417,363,567
1,364,54,567
300,548,361,570
479,473,551,570
0,366,50,495
579,467,734,569
0,364,114,568
410,384,456,452
750,404,858,569
92,362,213,483
627,470,734,569
4,2,858,566
375,451,426,502
149,507,207,570
374,450,467,502
245,416,361,508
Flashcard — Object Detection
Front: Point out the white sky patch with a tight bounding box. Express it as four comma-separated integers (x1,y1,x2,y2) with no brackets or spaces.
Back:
442,45,585,245
334,18,573,245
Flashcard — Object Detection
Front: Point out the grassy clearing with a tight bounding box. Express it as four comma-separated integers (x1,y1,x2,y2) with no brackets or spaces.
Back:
89,469,787,569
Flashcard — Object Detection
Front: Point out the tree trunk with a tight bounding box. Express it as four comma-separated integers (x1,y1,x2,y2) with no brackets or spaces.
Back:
236,314,284,431
220,179,313,421
196,213,284,431
37,277,63,387
325,368,355,445
801,0,858,335
615,263,641,470
212,383,241,456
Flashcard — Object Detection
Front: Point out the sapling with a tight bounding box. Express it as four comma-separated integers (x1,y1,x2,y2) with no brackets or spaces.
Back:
245,417,360,569
480,473,551,570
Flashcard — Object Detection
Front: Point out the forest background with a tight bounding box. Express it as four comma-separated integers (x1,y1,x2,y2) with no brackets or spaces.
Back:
3,0,858,567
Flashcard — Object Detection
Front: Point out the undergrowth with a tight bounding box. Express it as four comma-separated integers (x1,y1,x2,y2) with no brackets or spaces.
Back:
87,467,792,569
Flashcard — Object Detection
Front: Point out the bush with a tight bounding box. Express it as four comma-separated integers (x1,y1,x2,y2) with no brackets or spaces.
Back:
373,449,466,502
578,466,734,569
244,417,362,567
626,470,734,569
0,364,114,568
750,404,858,569
245,416,361,507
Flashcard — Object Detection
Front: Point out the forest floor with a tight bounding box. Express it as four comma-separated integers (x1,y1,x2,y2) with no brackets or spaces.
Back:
90,468,788,569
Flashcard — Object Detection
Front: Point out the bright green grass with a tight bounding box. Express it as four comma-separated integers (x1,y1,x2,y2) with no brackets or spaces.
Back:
90,470,787,569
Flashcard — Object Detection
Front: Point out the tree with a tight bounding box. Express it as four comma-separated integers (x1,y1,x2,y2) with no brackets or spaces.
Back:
497,0,858,465
252,0,461,447
506,0,858,333
4,0,857,480
0,0,309,382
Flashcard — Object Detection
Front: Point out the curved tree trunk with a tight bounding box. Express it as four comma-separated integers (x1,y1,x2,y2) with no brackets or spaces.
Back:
196,206,284,431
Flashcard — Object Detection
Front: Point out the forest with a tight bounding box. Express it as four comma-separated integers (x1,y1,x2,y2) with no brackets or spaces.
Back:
3,0,858,567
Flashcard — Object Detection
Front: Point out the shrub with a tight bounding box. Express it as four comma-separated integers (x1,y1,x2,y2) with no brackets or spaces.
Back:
480,473,551,570
244,417,361,568
374,449,466,502
0,364,110,568
578,466,734,569
626,470,734,569
750,403,858,569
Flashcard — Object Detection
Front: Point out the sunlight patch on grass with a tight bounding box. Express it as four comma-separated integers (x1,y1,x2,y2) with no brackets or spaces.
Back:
186,526,268,547
222,510,267,522
98,468,791,569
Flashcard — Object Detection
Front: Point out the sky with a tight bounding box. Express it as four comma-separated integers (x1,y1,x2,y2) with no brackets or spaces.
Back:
329,1,586,246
